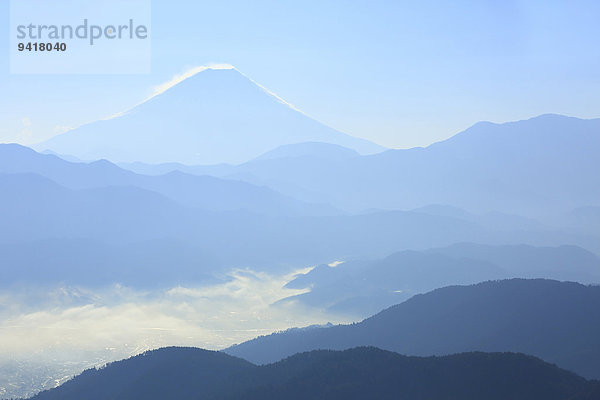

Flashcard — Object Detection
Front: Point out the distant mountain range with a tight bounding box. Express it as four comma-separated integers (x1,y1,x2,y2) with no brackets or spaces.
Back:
36,67,384,165
29,346,598,400
115,114,600,215
226,279,600,380
281,244,600,317
32,63,600,216
5,143,598,286
0,176,488,284
0,143,336,216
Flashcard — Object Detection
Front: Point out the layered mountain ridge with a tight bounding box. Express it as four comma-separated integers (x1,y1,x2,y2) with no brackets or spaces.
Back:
226,279,600,379
30,346,597,400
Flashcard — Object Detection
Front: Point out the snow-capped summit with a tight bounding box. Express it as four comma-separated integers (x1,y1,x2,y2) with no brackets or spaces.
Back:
37,66,384,164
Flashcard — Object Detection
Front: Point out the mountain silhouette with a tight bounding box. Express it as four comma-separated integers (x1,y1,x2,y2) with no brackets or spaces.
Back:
226,279,600,379
281,251,505,317
428,243,600,282
163,114,600,215
0,174,492,285
30,347,255,400
1,165,598,286
36,67,384,164
31,113,600,217
0,169,490,285
2,143,598,286
29,346,595,400
0,143,336,216
280,244,600,317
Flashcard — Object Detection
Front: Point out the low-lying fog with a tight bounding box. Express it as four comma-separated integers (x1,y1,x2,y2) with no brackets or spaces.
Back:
0,266,351,399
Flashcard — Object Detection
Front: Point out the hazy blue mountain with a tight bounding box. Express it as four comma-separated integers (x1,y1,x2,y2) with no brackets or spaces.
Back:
253,141,360,161
282,244,600,316
2,142,598,289
118,161,235,177
0,173,191,244
23,113,600,218
134,170,339,216
0,174,493,283
36,68,384,165
0,144,338,216
427,243,600,282
165,114,599,215
410,204,475,220
40,149,86,163
0,172,246,286
117,141,359,178
30,347,594,400
2,170,599,286
281,251,505,317
568,206,600,235
412,204,546,231
0,238,221,288
226,279,600,379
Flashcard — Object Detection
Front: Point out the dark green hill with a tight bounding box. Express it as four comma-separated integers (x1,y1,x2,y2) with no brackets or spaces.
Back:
30,347,255,400
227,279,600,379
30,347,596,400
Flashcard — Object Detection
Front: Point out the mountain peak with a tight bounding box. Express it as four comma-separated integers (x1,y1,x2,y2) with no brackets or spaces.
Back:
37,66,384,164
148,64,239,100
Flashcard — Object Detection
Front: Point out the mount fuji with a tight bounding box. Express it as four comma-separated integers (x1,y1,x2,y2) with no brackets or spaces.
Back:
37,66,384,164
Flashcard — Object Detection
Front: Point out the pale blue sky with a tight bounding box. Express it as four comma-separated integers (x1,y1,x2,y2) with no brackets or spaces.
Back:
1,0,599,149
